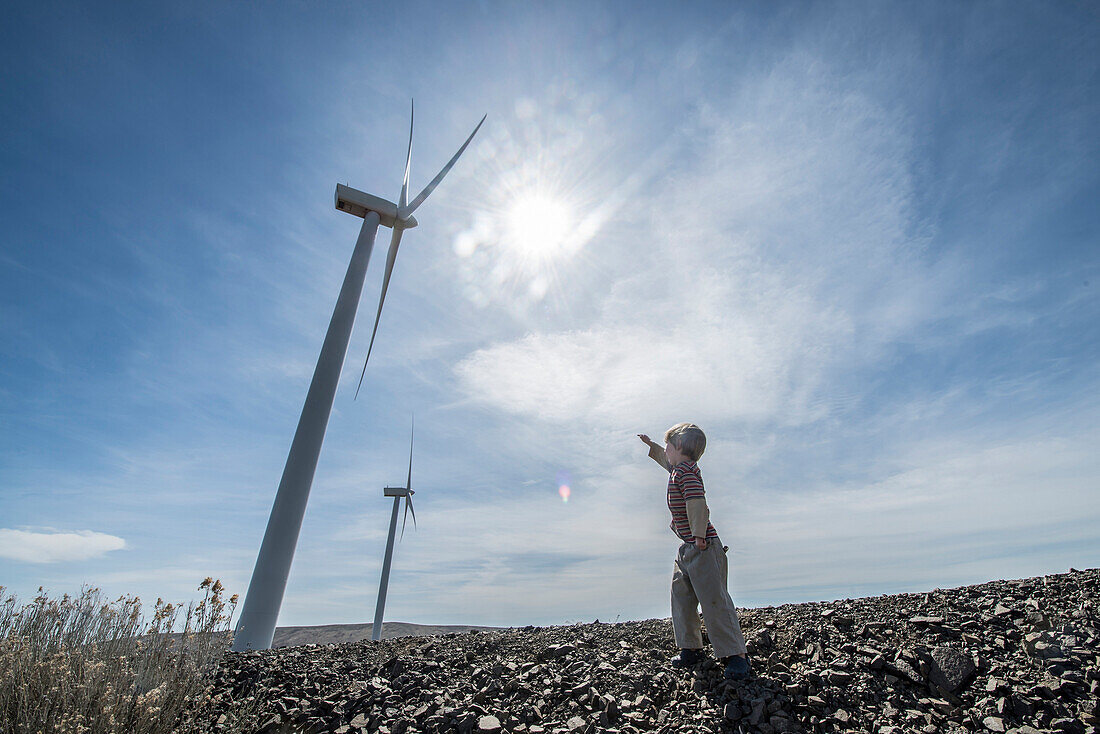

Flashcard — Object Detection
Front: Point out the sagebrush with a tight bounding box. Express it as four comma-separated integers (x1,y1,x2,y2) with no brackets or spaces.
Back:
0,578,252,734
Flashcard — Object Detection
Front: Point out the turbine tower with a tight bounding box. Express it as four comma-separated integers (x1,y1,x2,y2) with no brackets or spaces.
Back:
232,102,485,652
372,420,418,642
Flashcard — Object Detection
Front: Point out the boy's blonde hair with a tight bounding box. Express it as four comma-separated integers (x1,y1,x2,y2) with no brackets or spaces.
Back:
664,422,706,461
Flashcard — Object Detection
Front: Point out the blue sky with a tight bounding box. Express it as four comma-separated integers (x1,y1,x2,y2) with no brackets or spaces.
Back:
1,1,1097,629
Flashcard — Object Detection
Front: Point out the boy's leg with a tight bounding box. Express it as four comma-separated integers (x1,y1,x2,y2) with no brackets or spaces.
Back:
671,544,704,650
683,544,748,658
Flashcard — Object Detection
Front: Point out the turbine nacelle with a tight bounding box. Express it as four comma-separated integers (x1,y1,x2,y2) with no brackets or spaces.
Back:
335,184,419,230
383,486,414,497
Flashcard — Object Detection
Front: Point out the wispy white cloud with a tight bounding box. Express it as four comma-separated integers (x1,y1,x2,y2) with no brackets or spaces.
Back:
452,53,934,432
272,409,1100,628
725,428,1100,604
0,528,126,563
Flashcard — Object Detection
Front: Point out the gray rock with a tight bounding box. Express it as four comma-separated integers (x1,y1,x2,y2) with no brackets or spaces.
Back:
771,714,802,733
885,656,922,683
477,715,502,733
1024,631,1065,660
927,646,977,693
749,698,766,724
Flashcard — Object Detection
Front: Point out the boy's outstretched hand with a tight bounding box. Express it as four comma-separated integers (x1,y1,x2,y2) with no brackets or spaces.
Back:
637,434,654,447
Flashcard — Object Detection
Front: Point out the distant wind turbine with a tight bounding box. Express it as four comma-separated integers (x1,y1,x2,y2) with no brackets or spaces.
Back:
232,102,485,652
372,419,418,642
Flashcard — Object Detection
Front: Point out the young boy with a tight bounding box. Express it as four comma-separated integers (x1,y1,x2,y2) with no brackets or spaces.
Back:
638,423,752,680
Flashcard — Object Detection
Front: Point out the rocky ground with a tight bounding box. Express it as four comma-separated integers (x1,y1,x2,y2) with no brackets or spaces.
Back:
204,568,1099,734
272,623,503,648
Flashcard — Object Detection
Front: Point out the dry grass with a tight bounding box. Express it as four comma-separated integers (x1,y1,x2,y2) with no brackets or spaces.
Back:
0,578,251,734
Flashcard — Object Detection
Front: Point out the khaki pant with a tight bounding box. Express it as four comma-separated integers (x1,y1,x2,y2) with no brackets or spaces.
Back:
671,540,748,657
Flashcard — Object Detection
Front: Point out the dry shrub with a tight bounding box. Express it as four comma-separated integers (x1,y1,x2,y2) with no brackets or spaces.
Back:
0,578,247,734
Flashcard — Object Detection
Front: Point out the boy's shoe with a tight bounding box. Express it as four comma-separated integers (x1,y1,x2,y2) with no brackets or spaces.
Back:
670,648,706,668
723,655,753,680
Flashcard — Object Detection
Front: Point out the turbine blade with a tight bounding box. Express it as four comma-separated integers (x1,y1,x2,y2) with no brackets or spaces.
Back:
400,495,417,539
400,417,416,540
402,113,487,217
400,100,413,209
400,496,410,539
406,416,414,492
353,225,404,400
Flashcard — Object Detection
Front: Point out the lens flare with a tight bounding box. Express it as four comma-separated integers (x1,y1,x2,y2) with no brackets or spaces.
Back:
556,470,571,503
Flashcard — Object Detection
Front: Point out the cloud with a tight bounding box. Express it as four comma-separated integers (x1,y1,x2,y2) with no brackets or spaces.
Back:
0,528,126,563
719,426,1100,605
454,275,847,430
281,411,1100,627
452,53,936,432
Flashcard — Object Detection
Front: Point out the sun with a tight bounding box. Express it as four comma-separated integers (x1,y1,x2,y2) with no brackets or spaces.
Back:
504,193,572,262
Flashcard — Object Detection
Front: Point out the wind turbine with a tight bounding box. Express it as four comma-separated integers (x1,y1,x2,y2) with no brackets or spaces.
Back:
372,420,418,642
232,102,485,652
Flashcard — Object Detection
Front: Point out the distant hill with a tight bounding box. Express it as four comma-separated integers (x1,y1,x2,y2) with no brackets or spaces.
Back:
271,621,504,647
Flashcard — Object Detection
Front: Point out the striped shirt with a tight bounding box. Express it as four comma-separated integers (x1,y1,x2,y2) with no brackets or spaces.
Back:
667,460,719,542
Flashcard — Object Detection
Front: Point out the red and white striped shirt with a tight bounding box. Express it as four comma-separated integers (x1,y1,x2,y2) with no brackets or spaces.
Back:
667,460,719,542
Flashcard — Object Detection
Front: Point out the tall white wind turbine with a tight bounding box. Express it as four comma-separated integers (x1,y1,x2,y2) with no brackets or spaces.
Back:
232,102,485,652
372,420,418,642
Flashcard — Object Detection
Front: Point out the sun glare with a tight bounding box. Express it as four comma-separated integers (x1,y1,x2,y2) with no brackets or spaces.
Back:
505,194,572,261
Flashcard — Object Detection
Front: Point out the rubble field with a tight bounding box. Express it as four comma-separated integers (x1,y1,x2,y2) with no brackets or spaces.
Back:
207,568,1099,734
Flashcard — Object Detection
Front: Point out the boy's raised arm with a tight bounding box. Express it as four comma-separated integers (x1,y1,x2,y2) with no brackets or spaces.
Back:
638,433,671,471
